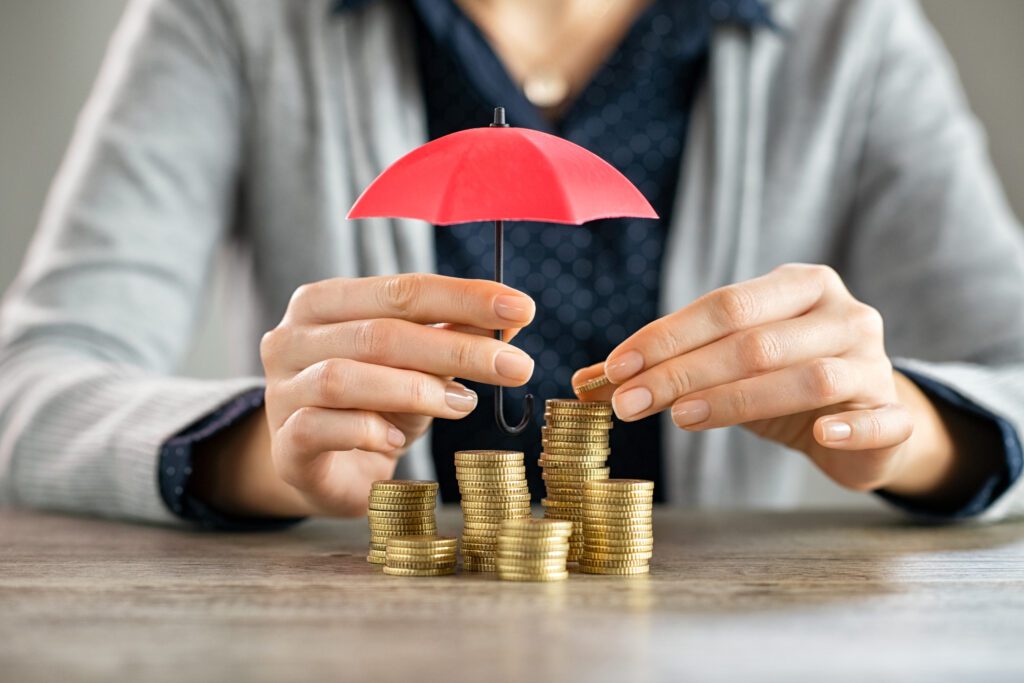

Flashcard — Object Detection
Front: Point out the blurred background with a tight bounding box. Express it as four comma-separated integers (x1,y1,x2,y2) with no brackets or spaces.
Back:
2,0,1023,381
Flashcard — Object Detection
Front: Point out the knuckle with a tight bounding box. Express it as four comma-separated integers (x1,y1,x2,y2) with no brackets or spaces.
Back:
851,303,884,339
315,358,352,404
739,329,783,374
811,264,842,288
727,387,752,418
285,406,318,452
664,363,694,398
449,337,476,371
408,374,435,408
352,320,392,362
715,286,760,330
259,327,288,364
377,274,421,316
289,282,319,317
808,358,843,403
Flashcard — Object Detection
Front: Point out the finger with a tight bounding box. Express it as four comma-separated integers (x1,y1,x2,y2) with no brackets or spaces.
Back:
284,358,479,423
814,404,914,451
604,264,846,384
274,408,404,494
571,363,617,401
434,322,525,343
611,308,862,421
276,319,534,385
669,357,865,430
285,273,535,329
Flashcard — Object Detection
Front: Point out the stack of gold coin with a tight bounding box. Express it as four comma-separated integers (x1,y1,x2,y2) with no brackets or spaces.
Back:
539,399,613,561
383,534,458,577
580,479,654,576
496,518,572,582
366,480,438,565
455,450,532,572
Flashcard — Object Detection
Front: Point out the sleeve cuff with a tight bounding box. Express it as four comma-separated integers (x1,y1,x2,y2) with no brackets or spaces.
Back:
158,387,305,531
876,367,1024,520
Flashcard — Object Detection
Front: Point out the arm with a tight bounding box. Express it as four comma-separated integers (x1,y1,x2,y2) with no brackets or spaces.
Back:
841,0,1024,518
0,0,258,522
574,0,1024,519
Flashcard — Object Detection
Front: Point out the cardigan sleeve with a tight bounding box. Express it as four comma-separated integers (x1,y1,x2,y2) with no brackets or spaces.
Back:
0,0,263,523
840,0,1024,521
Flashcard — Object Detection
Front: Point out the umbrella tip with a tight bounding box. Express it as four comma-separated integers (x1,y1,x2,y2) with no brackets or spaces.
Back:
490,106,508,127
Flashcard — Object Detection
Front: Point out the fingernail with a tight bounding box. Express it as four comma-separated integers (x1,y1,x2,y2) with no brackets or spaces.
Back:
387,426,406,448
672,399,710,428
445,382,478,412
605,350,644,383
821,420,852,442
494,295,534,322
612,387,653,420
495,350,534,382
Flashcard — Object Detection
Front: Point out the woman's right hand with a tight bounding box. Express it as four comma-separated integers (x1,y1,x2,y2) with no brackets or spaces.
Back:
194,274,535,518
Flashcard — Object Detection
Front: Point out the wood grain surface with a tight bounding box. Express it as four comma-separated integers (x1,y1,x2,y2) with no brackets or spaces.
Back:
2,506,1023,683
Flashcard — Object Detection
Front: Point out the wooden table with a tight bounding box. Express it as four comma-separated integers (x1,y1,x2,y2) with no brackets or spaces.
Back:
2,507,1023,682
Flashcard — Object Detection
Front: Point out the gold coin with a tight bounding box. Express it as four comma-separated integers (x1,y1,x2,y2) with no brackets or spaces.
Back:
499,518,572,533
548,397,610,413
384,559,457,569
496,549,569,560
497,560,568,571
581,509,654,519
583,534,654,544
367,555,385,565
497,570,569,582
582,494,654,505
367,508,436,517
584,478,654,491
382,566,456,577
366,499,434,509
543,421,613,431
454,450,524,461
385,534,456,547
460,503,533,513
581,550,653,561
540,445,612,456
497,539,571,550
579,557,650,568
542,425,610,438
542,467,610,477
371,479,438,491
584,540,654,550
573,375,612,394
579,564,650,575
454,466,527,475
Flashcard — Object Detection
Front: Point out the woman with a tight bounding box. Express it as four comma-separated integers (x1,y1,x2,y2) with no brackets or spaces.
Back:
1,0,1022,527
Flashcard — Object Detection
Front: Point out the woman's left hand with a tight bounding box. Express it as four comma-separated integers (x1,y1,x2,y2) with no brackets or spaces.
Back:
573,263,968,496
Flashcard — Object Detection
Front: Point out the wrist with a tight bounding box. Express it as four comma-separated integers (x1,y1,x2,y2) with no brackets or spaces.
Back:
881,371,1001,506
189,407,312,518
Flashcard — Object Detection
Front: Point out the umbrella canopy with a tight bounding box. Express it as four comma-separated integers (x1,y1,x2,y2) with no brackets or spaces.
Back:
348,116,656,225
347,108,657,435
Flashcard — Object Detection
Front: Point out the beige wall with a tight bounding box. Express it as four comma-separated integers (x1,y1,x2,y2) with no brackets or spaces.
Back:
1,0,1023,378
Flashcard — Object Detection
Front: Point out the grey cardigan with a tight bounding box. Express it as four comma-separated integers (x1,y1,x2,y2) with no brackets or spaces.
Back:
2,0,1023,524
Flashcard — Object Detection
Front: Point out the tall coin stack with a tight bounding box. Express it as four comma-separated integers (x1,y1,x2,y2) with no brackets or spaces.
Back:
366,480,438,565
455,450,532,572
539,399,613,562
383,534,458,577
496,518,572,582
580,479,654,575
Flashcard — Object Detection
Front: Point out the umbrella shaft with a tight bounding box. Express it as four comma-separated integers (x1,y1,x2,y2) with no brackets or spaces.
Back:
494,219,505,343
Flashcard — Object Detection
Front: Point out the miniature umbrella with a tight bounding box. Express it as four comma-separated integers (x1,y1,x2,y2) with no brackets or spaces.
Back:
348,107,657,435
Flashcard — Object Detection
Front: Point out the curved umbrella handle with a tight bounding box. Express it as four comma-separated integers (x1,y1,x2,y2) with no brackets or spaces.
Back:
493,218,534,435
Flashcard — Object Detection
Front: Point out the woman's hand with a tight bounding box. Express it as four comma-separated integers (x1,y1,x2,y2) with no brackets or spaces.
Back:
574,263,988,502
194,274,535,518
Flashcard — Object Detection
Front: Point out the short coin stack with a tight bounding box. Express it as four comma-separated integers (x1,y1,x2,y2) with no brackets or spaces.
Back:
580,479,654,575
383,534,458,577
366,480,438,565
496,518,573,582
539,399,613,561
455,450,532,572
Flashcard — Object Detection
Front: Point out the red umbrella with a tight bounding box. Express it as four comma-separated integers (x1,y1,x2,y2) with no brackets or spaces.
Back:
348,107,657,434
